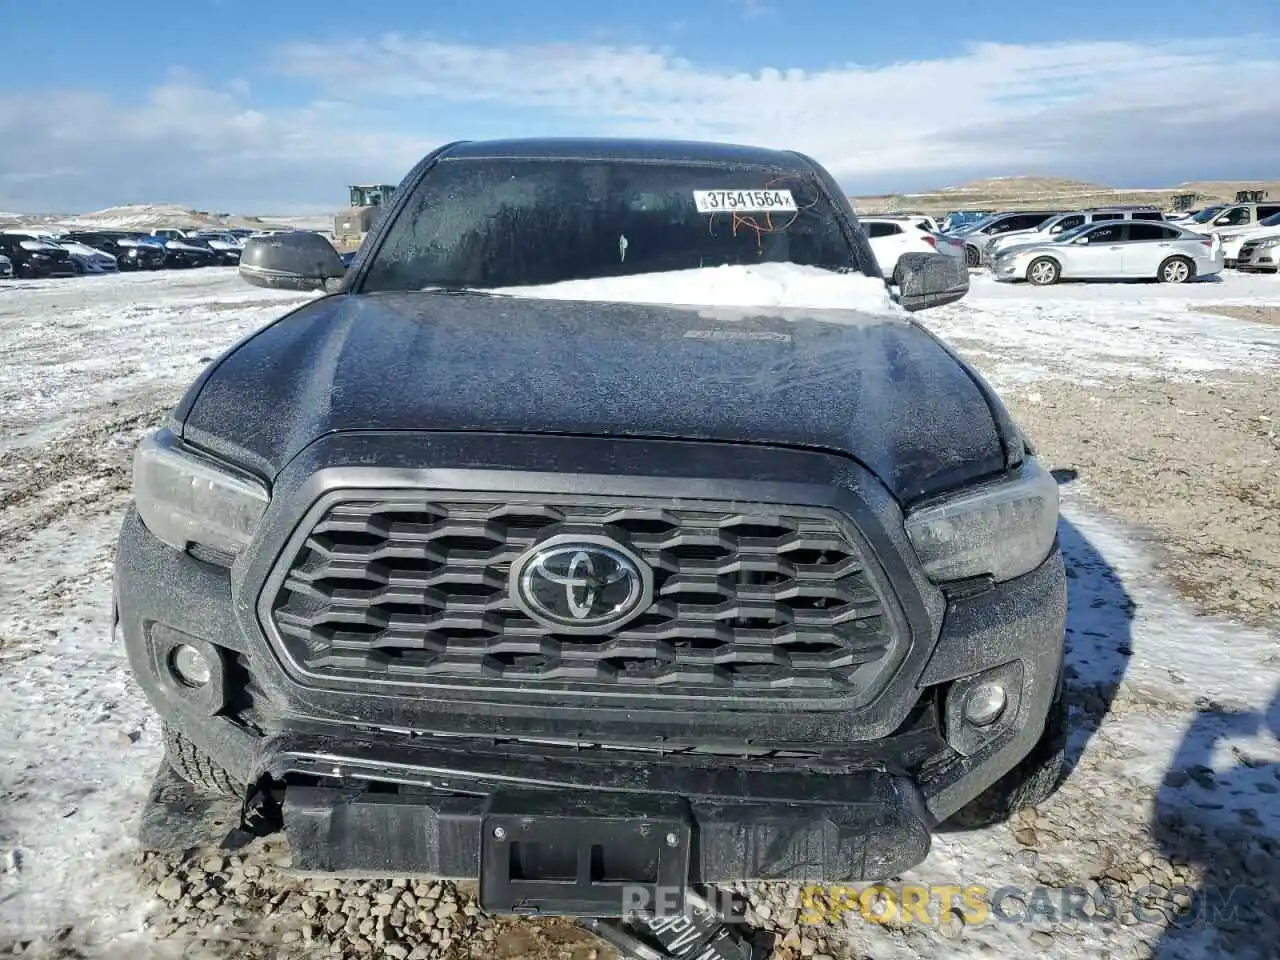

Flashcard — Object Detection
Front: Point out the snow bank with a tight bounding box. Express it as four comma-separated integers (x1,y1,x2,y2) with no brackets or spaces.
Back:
487,263,901,313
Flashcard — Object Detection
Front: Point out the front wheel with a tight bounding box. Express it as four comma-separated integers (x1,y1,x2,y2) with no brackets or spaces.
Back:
1027,257,1060,286
1158,256,1194,283
163,724,244,798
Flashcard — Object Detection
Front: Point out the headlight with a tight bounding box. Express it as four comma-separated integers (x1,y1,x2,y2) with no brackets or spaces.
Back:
1259,237,1280,249
904,457,1059,584
133,428,269,557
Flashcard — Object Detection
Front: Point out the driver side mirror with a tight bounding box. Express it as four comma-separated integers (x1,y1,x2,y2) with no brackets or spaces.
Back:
238,233,347,292
1073,236,1090,244
891,252,969,312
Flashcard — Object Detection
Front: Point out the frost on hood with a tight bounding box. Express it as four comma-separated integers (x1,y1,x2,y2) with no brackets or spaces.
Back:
486,263,903,314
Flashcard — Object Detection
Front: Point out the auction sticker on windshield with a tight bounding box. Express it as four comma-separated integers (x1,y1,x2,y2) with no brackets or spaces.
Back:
693,190,797,214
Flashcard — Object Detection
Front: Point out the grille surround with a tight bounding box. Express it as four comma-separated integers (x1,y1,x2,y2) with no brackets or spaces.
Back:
258,490,905,705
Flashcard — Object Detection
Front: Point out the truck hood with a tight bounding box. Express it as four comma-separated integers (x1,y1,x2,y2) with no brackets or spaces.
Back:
179,292,1012,502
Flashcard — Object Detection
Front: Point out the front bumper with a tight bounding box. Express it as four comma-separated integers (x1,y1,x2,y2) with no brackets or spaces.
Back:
115,434,1067,891
1237,242,1279,273
992,256,1026,281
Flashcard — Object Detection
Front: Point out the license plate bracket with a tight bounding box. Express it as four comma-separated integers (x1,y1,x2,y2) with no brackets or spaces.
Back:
479,791,692,917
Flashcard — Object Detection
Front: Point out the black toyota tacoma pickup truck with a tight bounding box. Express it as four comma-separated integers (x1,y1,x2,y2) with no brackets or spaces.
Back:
115,138,1067,919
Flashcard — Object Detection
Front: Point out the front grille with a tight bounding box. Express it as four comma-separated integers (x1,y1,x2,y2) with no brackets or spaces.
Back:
265,494,899,700
1239,242,1258,258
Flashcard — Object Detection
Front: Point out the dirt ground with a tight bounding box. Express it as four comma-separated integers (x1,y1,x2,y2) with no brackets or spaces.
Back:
1195,303,1280,328
1002,371,1280,628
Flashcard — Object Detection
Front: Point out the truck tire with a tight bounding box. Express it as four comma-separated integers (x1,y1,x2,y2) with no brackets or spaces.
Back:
946,686,1068,829
163,724,244,798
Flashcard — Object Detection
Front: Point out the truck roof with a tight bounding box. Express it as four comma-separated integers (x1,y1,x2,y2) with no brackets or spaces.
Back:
436,137,812,171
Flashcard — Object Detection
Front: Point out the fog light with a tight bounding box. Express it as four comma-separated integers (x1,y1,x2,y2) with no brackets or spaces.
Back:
170,643,211,687
963,682,1007,727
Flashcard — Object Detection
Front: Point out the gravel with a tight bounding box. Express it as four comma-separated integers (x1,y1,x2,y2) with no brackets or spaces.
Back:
107,843,613,960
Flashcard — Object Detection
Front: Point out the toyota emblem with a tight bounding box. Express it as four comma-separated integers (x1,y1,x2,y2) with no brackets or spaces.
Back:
509,535,653,633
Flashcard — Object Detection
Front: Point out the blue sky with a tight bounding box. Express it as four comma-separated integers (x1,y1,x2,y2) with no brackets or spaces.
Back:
1,0,1276,212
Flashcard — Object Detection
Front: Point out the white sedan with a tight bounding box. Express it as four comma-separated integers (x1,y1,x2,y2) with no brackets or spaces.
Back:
860,217,965,277
991,221,1223,285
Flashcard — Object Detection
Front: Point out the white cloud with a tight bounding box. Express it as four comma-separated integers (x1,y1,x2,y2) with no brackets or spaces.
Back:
0,79,436,213
2,35,1276,212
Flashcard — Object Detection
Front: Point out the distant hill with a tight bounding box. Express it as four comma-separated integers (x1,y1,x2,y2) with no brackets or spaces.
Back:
851,176,1278,216
936,176,1113,198
0,204,332,233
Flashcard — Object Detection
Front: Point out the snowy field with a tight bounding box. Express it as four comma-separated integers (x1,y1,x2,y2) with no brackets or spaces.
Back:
1,267,1279,960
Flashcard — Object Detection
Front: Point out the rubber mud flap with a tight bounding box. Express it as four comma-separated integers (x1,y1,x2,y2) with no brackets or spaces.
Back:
137,762,243,852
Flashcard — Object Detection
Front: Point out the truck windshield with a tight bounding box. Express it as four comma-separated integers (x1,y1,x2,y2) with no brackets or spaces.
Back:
359,158,863,292
1190,206,1225,223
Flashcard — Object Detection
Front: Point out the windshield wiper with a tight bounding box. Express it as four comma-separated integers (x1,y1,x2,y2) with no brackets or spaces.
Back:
419,284,497,297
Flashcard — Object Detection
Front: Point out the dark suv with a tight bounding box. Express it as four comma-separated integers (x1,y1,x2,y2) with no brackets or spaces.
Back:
62,231,168,271
115,138,1067,919
0,234,76,278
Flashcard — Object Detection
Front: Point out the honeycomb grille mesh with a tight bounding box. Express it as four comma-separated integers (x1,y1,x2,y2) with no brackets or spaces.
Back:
267,495,897,697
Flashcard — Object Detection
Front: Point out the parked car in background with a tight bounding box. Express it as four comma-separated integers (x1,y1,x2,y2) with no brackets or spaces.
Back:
188,231,245,265
947,211,1065,267
0,234,77,278
1174,206,1225,228
992,221,1221,285
57,238,119,274
1197,203,1280,266
62,231,168,271
4,231,121,274
873,213,942,234
154,235,221,268
1182,201,1280,237
1235,212,1280,274
0,253,12,279
150,228,195,243
860,216,965,275
939,210,993,233
984,208,1166,263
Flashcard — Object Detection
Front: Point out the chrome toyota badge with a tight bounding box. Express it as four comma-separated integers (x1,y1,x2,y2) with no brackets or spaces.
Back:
509,534,653,633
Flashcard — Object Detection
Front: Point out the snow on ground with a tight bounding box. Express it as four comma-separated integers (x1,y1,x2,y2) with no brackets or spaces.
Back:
1,268,1278,959
920,273,1280,386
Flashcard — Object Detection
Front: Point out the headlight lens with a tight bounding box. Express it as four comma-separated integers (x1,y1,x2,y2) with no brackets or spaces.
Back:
1260,237,1280,249
133,428,269,557
904,457,1059,584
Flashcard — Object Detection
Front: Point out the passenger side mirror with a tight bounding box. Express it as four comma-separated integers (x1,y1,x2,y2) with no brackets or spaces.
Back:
238,233,346,292
1073,236,1090,244
890,252,969,312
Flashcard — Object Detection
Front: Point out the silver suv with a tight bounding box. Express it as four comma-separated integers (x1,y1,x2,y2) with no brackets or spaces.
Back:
984,208,1164,262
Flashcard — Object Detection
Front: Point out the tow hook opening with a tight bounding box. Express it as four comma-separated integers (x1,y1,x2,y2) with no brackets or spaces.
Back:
221,776,285,851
